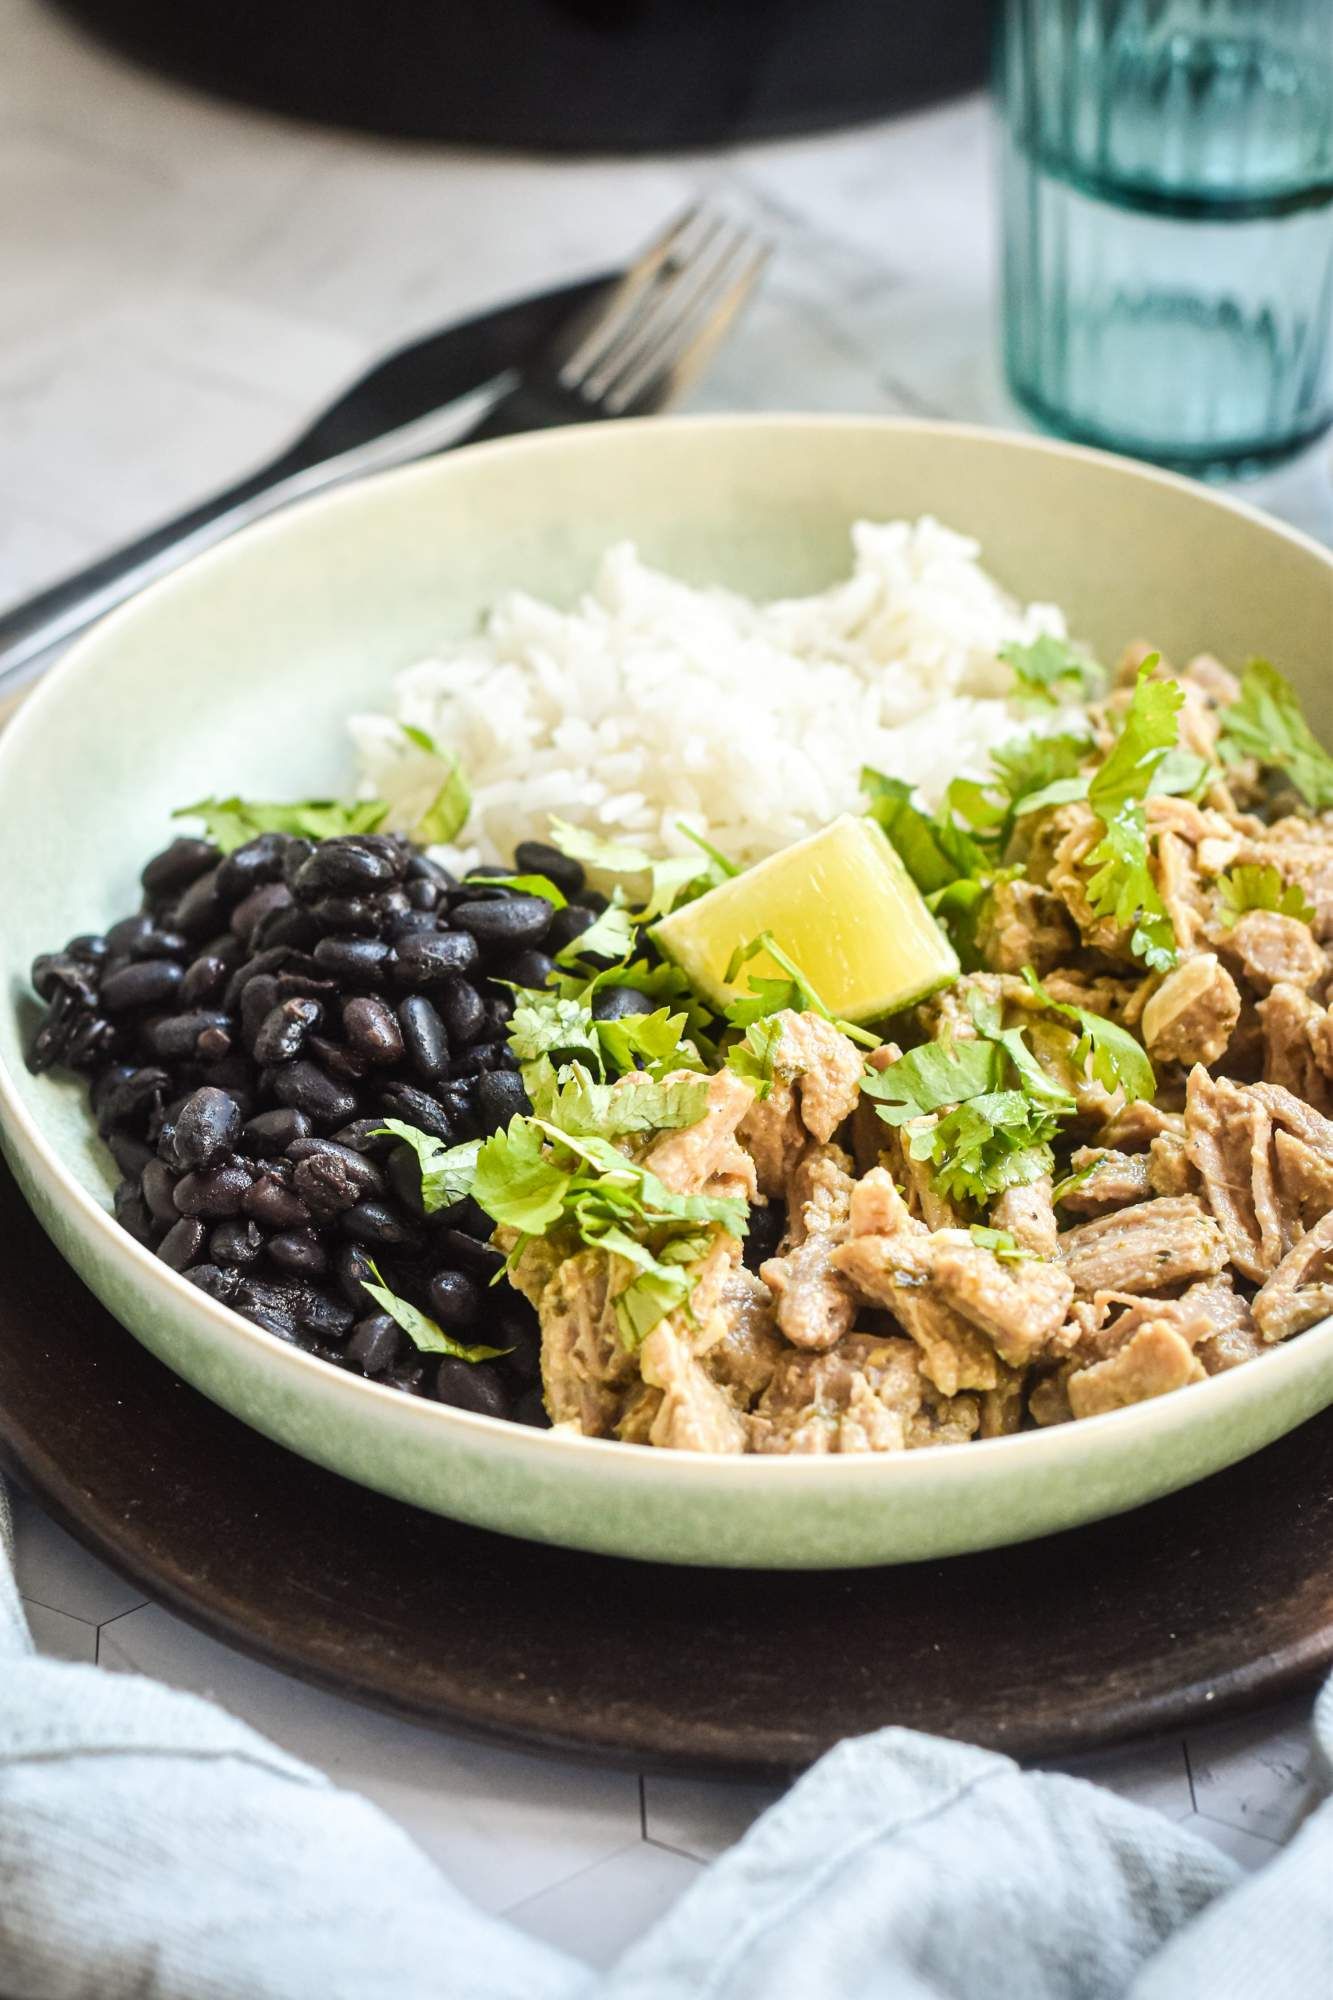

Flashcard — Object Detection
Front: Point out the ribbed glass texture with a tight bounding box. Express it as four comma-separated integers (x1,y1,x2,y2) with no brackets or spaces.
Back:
998,0,1333,472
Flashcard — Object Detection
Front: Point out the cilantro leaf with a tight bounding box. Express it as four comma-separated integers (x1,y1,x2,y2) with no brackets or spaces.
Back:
375,1120,481,1213
472,1117,573,1234
554,898,637,968
362,1260,509,1361
905,1092,1059,1205
1021,967,1156,1104
1081,666,1182,972
534,1065,710,1139
964,989,1077,1111
413,758,470,846
595,1006,695,1078
173,794,388,854
861,1038,1003,1122
479,873,568,908
990,731,1094,820
675,822,741,879
1218,658,1333,809
547,819,707,923
506,992,600,1069
1216,863,1316,930
725,1017,785,1099
1000,634,1105,706
968,1223,1037,1263
860,768,990,893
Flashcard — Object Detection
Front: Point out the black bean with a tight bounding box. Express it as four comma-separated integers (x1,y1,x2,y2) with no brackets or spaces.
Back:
385,1144,426,1215
171,1086,243,1171
190,1055,254,1112
434,1358,508,1418
387,1363,426,1396
92,1062,137,1115
196,1026,233,1061
498,1319,543,1385
454,1039,511,1078
253,997,322,1065
407,879,440,912
141,837,220,898
498,949,555,989
173,1158,253,1218
242,1174,311,1230
66,932,110,965
215,832,289,904
313,935,391,984
27,1005,74,1074
127,926,190,962
331,1118,399,1158
514,839,586,897
65,1016,119,1070
434,1227,504,1277
172,865,226,940
339,1200,419,1247
108,1131,156,1180
474,1070,531,1130
233,1275,301,1334
335,1242,379,1311
180,951,232,1005
157,1215,206,1270
397,994,451,1077
307,1034,369,1082
427,1267,483,1328
743,1201,785,1272
272,1060,357,1129
378,1081,454,1141
478,994,514,1034
294,840,398,899
31,952,101,1008
186,1262,240,1302
113,1179,157,1245
437,978,485,1049
342,995,404,1065
387,911,440,940
225,946,290,1013
241,1107,311,1156
592,985,657,1021
252,905,321,952
141,1157,181,1225
452,894,553,949
511,1387,549,1428
296,1288,356,1341
145,1010,233,1062
99,1065,170,1135
291,1153,364,1219
230,880,294,944
310,894,383,936
390,931,479,987
345,1313,401,1375
405,851,456,889
106,914,156,955
101,958,185,1013
268,1229,329,1279
209,1218,264,1265
282,837,315,889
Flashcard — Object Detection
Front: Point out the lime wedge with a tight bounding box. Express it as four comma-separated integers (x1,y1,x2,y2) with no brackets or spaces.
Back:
652,814,960,1024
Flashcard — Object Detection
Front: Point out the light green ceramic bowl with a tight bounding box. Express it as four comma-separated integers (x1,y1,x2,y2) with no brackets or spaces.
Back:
2,417,1332,1569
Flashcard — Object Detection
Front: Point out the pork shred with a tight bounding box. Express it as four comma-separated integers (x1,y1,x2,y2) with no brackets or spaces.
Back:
1059,1195,1227,1297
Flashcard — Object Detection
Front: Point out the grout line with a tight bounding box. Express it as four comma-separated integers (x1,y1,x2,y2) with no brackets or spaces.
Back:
17,1592,99,1628
1192,1808,1281,1848
643,1833,709,1865
1182,1738,1197,1813
495,1839,646,1921
638,1773,647,1843
95,1600,151,1633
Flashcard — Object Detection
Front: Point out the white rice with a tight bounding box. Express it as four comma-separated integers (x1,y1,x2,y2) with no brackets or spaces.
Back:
347,518,1071,874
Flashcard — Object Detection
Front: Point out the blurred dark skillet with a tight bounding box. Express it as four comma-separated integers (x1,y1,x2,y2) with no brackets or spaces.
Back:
50,0,996,151
0,205,767,698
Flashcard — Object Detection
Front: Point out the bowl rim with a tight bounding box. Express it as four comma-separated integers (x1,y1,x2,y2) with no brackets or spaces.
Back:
3,409,1332,1486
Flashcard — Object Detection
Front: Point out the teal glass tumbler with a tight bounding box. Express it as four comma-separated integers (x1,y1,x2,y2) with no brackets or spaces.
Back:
998,0,1333,474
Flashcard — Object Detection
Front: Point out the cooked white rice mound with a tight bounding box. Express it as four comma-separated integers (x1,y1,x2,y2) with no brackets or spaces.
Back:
348,518,1069,874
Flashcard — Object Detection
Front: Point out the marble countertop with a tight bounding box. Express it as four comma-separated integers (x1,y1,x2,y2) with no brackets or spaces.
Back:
4,0,1329,1969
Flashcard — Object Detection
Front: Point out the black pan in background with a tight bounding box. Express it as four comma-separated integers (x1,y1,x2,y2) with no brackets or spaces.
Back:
49,0,996,152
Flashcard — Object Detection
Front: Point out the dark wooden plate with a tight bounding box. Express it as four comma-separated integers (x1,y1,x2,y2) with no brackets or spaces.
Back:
3,1155,1331,1774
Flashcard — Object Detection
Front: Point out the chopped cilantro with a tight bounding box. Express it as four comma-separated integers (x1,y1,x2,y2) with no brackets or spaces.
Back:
860,768,990,893
724,1017,785,1099
905,1092,1062,1206
1216,863,1316,930
362,1259,509,1361
525,1064,710,1138
1218,658,1333,810
554,897,637,967
861,1037,1004,1121
1081,666,1181,972
1021,967,1156,1104
375,1120,481,1213
968,1223,1037,1263
469,1113,745,1347
547,819,716,923
1051,1158,1099,1204
1000,633,1105,707
173,794,388,853
479,873,568,908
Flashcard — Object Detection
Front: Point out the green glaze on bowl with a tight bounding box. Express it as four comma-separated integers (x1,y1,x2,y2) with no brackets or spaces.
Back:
2,416,1331,1568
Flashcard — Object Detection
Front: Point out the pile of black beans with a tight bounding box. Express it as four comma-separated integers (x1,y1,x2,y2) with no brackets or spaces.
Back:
26,827,629,1425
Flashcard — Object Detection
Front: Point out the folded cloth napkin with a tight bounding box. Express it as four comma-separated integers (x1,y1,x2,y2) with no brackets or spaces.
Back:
3,1480,1330,2000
